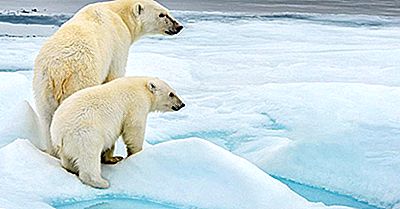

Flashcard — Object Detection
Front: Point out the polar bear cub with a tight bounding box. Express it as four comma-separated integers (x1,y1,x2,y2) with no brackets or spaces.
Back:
50,76,185,188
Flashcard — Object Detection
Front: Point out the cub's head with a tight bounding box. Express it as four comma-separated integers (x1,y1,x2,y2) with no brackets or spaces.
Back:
146,78,185,112
133,0,183,36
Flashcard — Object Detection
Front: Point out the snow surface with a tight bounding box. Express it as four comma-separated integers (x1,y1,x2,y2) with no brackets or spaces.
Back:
0,11,399,208
0,138,348,209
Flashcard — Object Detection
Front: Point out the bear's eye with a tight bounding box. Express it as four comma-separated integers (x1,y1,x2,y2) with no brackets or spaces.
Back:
159,13,165,18
169,92,175,97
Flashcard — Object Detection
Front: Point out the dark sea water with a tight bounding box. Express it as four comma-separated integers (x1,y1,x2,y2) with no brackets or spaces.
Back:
162,0,400,16
0,0,399,16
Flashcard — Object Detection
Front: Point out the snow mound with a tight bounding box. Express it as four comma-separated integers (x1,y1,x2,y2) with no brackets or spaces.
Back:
0,73,42,149
0,139,349,209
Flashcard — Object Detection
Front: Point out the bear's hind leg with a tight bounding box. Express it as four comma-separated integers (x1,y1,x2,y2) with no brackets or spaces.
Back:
35,93,57,155
76,142,109,189
60,154,78,174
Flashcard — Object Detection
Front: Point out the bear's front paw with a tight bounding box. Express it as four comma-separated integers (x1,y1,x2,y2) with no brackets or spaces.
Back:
102,156,124,164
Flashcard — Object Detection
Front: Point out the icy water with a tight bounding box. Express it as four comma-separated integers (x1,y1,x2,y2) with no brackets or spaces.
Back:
0,0,399,16
54,197,177,209
274,177,380,209
52,180,379,209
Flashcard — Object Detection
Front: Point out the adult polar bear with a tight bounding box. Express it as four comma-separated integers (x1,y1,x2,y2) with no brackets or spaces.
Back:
33,0,182,154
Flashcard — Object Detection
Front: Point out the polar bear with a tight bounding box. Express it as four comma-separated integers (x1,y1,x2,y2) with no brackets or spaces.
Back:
50,76,185,188
33,0,183,154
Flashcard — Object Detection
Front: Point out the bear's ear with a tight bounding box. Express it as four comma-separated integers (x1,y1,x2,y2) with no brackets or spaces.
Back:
133,3,143,16
147,81,157,94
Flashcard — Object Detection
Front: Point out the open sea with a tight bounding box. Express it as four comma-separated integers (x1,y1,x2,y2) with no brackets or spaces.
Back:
0,0,399,16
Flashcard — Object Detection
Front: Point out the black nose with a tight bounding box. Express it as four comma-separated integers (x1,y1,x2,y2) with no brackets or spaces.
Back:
176,25,183,33
181,103,185,108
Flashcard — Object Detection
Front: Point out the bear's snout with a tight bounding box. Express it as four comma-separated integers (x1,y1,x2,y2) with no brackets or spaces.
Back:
165,24,183,35
165,15,184,35
172,103,185,111
176,25,183,33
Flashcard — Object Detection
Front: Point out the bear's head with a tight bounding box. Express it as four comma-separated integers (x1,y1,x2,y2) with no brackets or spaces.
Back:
147,78,185,112
133,0,183,36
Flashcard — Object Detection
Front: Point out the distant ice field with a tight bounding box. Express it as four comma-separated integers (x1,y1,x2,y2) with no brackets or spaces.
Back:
0,11,399,209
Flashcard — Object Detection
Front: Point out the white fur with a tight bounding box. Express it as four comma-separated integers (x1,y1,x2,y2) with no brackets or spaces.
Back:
50,76,184,188
33,0,182,154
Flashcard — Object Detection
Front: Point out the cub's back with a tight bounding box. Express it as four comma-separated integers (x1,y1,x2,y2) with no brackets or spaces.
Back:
51,77,152,138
